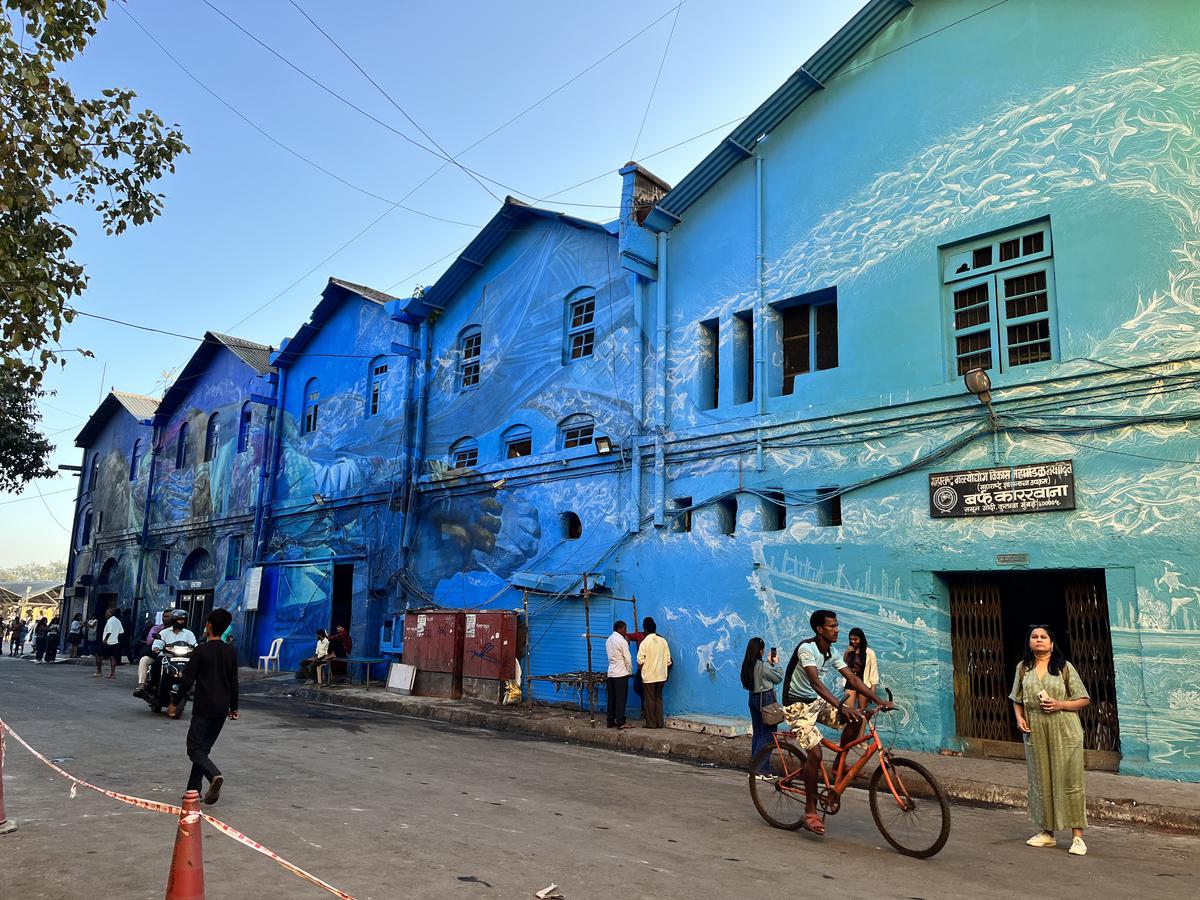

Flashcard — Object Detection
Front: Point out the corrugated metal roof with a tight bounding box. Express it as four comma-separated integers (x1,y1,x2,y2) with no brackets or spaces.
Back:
207,332,276,375
646,0,914,228
75,391,158,447
327,278,400,306
271,277,404,368
154,332,276,424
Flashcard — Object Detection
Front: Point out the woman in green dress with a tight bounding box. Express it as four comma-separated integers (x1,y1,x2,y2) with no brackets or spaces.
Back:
1009,625,1091,856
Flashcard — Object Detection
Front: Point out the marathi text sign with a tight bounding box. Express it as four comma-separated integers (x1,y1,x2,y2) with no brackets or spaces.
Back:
929,460,1075,518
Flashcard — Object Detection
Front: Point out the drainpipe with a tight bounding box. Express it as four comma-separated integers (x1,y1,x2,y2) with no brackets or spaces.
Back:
399,317,431,561
256,365,288,565
250,373,279,565
62,448,86,634
755,146,767,418
630,275,646,533
654,231,669,527
132,425,160,605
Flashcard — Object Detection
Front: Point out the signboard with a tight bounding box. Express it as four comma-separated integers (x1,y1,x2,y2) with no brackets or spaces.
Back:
465,613,477,638
996,553,1030,566
929,460,1075,518
244,566,263,611
416,614,427,637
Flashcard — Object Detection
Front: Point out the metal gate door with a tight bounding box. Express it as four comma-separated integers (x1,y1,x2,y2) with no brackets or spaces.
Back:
948,575,1013,742
1065,577,1121,752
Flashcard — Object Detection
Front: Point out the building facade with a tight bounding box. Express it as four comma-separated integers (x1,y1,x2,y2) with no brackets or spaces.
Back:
66,0,1200,779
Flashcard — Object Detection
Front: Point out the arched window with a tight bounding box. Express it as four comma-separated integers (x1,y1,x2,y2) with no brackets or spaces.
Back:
502,424,533,459
368,356,389,417
303,378,320,434
449,436,478,469
565,287,597,361
175,422,191,469
561,511,582,540
458,326,481,390
88,453,100,490
558,414,595,450
80,508,94,546
237,402,253,453
204,412,221,462
129,440,142,481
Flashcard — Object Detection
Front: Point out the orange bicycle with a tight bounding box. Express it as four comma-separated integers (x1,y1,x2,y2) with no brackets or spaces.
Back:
748,693,951,858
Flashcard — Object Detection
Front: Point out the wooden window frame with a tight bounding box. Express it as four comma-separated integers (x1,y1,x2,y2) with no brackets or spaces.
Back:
459,327,482,390
566,291,597,362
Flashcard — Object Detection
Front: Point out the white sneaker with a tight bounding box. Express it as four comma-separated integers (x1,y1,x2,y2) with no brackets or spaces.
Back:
1026,832,1056,848
1069,837,1087,856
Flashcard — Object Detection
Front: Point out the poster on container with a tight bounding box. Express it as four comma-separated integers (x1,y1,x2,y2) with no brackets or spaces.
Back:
928,459,1075,518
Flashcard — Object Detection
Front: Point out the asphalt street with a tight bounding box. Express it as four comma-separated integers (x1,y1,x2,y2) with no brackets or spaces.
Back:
0,654,1195,900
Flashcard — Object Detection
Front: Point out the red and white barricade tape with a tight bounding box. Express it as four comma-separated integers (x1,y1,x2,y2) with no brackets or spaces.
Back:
0,718,356,899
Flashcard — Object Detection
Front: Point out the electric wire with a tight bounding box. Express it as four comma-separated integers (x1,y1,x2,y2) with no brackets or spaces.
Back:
630,0,685,159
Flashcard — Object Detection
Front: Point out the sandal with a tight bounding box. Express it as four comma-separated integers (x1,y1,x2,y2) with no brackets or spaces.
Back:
803,812,825,835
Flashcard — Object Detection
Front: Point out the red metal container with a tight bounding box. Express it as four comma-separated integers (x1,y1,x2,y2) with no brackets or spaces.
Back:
403,610,464,698
462,611,518,681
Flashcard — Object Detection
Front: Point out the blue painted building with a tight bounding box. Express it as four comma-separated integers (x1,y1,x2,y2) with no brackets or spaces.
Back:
68,0,1200,779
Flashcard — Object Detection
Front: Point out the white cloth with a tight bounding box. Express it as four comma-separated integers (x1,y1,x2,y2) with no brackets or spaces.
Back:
637,633,672,684
605,631,632,677
152,627,198,651
101,616,124,646
314,637,330,658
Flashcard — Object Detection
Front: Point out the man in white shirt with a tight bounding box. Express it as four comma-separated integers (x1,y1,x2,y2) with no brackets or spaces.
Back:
95,606,124,679
605,621,634,729
136,611,198,698
636,617,672,728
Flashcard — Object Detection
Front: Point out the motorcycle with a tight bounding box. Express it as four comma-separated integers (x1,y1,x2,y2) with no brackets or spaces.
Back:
142,639,195,715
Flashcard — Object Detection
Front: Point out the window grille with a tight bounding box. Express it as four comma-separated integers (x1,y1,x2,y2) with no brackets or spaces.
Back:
567,292,597,361
459,328,481,389
225,535,243,580
778,290,838,395
450,437,478,469
176,423,191,468
204,413,221,462
303,379,320,433
369,359,388,417
237,403,252,453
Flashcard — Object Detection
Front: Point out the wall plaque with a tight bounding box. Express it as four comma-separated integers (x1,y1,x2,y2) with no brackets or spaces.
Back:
929,460,1075,518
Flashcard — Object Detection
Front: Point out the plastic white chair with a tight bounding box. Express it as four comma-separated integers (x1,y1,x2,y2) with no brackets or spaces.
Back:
258,637,283,674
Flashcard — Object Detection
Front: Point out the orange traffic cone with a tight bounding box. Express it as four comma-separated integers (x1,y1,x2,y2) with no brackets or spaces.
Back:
0,730,17,835
164,790,205,899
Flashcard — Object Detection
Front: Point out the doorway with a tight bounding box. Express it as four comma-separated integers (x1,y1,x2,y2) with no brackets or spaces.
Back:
176,590,213,635
331,564,353,633
946,570,1120,769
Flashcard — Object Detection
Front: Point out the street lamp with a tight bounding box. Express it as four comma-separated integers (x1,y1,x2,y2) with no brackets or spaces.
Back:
963,367,997,425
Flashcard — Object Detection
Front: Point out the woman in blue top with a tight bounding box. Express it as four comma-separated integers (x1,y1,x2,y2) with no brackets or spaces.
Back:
741,637,783,775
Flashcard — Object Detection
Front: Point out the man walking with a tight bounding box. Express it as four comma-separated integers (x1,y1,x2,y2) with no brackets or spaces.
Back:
95,607,123,678
605,620,634,729
168,608,239,805
636,617,672,728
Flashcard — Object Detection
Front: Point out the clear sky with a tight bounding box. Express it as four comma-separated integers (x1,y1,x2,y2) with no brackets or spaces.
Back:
0,0,864,566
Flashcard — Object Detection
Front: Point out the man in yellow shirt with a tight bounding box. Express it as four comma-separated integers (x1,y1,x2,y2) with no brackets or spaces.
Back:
636,617,671,728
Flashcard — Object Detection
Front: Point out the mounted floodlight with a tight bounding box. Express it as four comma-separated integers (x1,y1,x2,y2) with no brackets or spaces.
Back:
312,492,327,506
594,436,613,455
491,478,507,490
963,367,997,424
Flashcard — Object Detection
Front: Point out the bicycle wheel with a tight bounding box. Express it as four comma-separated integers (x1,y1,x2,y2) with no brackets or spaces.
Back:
869,756,951,858
749,743,810,830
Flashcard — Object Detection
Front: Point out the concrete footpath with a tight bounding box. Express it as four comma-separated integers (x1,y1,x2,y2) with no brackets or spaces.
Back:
239,668,1200,835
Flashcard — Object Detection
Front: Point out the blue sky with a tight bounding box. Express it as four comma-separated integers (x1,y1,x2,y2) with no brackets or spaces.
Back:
1,0,864,565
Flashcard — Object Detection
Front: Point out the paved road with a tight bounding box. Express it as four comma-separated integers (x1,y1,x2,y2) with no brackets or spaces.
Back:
0,655,1195,900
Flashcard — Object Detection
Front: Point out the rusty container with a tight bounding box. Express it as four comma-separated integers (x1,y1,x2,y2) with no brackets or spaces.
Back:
403,610,464,698
461,611,518,702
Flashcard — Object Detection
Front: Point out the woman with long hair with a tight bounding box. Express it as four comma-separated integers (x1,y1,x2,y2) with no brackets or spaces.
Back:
840,627,879,742
1009,625,1091,856
741,636,782,776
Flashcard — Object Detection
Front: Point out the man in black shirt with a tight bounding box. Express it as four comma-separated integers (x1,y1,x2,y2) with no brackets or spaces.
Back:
168,608,239,805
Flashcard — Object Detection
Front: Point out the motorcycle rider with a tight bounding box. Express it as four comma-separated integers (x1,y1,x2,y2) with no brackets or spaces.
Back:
133,611,172,697
134,610,197,700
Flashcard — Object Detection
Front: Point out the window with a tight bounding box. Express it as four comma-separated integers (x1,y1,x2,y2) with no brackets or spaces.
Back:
449,437,478,469
716,497,737,535
88,453,100,490
503,424,533,459
734,310,754,404
80,508,93,546
565,289,596,361
237,403,252,453
698,318,719,409
129,440,142,482
559,414,595,450
562,511,582,540
225,535,243,580
671,496,693,534
303,378,320,434
458,326,481,389
762,491,786,532
204,413,221,462
175,422,191,469
777,287,838,395
157,550,170,585
816,488,842,527
944,220,1055,376
368,357,389,417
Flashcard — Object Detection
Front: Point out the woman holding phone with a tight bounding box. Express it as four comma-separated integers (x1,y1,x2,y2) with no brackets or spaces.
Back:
740,637,783,777
1009,624,1091,856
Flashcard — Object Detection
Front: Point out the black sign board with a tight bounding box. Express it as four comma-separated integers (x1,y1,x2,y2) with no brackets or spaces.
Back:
929,460,1076,518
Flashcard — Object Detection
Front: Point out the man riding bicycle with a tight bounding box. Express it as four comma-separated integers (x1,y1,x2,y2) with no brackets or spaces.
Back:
782,609,893,835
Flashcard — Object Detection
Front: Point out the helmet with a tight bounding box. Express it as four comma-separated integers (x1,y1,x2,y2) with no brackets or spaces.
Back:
169,609,188,626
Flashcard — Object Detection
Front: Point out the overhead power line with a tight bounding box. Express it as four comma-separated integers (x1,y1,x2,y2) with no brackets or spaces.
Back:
630,0,685,159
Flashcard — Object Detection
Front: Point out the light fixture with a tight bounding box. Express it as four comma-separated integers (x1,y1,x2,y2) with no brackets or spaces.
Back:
963,367,997,424
312,492,326,506
490,478,507,490
594,436,613,455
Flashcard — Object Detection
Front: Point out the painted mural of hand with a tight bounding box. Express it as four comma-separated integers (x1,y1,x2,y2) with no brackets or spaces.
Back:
415,490,541,586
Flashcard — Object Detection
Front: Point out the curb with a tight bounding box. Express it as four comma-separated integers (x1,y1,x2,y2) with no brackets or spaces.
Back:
243,682,1200,835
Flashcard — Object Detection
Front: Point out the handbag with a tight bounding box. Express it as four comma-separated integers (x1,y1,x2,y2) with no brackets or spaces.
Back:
759,695,787,726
